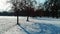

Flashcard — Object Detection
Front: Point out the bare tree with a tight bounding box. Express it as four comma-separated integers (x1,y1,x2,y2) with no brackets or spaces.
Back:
9,0,37,24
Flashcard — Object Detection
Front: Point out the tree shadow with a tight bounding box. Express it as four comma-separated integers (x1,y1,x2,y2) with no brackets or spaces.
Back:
17,22,60,34
17,24,30,34
33,23,60,34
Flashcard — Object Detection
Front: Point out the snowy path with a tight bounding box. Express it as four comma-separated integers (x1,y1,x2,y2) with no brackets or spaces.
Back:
0,16,60,34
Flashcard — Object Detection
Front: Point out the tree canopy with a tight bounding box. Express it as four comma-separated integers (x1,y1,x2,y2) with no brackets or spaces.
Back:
9,0,37,11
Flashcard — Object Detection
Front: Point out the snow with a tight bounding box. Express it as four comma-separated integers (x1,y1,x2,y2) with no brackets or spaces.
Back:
0,16,60,34
3,25,27,34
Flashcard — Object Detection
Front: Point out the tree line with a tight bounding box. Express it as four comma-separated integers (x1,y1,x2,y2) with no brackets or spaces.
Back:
0,11,14,16
0,0,60,18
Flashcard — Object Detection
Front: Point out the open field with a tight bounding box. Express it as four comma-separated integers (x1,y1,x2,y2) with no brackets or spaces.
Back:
0,16,60,34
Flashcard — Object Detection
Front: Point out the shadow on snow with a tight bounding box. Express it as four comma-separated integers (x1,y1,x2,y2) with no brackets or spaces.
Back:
18,22,60,34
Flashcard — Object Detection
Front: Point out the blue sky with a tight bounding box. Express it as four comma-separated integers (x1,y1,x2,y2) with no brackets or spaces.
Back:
0,0,46,11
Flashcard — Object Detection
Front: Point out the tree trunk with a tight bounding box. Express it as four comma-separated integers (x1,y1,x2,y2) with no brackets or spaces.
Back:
17,15,19,25
17,10,19,25
26,16,29,21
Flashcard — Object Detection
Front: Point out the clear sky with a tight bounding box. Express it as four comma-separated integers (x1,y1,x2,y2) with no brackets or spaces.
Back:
0,0,46,12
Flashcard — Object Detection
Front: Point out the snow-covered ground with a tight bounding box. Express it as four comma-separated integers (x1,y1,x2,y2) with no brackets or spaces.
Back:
0,16,60,34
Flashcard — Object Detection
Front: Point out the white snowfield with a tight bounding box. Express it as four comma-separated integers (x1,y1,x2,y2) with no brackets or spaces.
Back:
0,16,60,34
